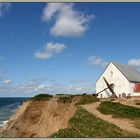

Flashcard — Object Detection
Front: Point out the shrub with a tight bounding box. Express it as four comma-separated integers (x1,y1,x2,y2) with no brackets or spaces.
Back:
31,94,53,100
82,93,87,96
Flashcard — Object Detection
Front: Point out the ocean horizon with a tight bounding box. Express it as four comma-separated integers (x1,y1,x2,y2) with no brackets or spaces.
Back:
0,97,29,127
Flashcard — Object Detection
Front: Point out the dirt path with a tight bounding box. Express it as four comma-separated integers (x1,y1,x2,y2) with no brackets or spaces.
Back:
82,102,140,135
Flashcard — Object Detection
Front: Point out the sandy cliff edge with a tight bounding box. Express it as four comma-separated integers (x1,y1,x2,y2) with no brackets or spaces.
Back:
0,96,79,137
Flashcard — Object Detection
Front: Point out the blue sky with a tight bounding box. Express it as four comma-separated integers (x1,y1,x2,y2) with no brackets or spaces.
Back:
0,2,140,97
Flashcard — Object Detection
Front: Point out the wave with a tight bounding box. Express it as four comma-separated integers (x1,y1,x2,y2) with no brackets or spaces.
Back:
0,102,20,110
0,120,8,127
0,99,26,128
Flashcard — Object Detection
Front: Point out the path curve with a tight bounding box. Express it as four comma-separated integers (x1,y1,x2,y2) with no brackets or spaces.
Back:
82,102,140,135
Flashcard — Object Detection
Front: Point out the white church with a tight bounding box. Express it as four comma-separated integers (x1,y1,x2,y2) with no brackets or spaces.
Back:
96,62,140,98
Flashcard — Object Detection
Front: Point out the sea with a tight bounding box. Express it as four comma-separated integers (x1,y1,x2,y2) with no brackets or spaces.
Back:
0,97,29,127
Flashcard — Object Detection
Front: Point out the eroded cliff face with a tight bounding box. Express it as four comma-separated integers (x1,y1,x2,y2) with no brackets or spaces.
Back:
1,96,79,137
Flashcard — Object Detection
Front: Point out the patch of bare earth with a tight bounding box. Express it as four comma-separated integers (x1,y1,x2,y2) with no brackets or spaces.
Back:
1,96,79,137
82,102,140,135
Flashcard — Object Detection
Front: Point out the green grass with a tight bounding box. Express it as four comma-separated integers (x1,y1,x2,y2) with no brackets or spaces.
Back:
31,94,53,100
51,128,82,138
58,96,73,103
57,94,84,104
76,95,99,105
97,101,140,119
51,107,138,138
56,94,72,97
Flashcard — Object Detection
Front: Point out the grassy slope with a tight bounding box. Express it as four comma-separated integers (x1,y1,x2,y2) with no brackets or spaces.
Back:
31,94,97,104
51,96,138,138
32,94,140,137
51,107,138,138
57,94,98,105
97,101,140,119
58,96,73,103
76,95,98,105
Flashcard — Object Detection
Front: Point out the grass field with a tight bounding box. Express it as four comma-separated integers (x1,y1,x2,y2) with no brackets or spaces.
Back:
31,93,98,104
57,94,99,104
58,95,73,103
76,95,98,105
97,101,140,119
51,107,138,138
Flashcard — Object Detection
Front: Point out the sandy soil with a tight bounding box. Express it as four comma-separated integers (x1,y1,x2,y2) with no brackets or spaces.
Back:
82,102,140,135
1,96,79,137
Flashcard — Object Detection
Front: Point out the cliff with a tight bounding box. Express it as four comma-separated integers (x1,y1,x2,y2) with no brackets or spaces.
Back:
1,95,139,138
0,96,79,137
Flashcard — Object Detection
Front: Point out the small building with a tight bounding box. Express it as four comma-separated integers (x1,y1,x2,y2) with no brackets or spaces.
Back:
96,62,140,98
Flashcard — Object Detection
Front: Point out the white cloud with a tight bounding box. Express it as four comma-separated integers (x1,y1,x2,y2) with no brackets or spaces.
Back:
42,3,95,37
0,78,96,96
10,83,95,96
3,80,12,84
88,55,108,68
36,84,48,90
31,84,95,94
42,3,64,21
35,42,67,60
70,78,92,84
63,84,95,94
0,3,11,17
128,58,140,67
0,73,96,96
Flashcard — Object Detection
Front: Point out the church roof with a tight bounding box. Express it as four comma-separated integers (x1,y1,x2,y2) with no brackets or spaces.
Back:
112,62,140,82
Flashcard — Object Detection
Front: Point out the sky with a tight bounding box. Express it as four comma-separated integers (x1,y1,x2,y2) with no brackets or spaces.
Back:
0,2,140,97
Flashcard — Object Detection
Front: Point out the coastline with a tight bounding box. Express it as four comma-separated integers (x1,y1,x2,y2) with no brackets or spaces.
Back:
0,97,28,136
0,120,9,128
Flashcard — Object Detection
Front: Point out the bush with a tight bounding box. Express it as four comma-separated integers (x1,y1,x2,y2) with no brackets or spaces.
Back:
31,94,53,100
82,93,87,96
